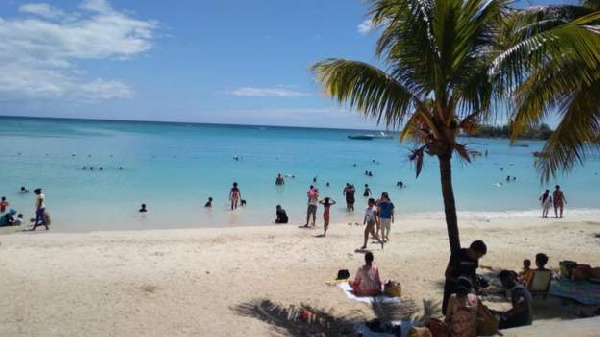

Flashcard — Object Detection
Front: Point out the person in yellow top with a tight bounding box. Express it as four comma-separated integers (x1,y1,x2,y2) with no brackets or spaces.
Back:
519,259,534,286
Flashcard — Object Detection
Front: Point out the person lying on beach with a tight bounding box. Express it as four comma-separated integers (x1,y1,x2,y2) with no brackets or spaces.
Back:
349,251,382,297
319,197,336,236
361,198,384,250
139,204,148,213
442,240,487,315
445,276,481,337
275,205,288,224
204,197,213,208
494,270,533,330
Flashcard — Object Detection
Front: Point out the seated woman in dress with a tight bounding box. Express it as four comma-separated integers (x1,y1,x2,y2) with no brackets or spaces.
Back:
445,276,480,337
349,251,382,296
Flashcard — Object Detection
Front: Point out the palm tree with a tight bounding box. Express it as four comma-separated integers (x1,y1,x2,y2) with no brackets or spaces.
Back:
492,2,600,181
311,0,507,255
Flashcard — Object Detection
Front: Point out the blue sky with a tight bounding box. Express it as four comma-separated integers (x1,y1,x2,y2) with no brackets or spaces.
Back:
0,0,561,129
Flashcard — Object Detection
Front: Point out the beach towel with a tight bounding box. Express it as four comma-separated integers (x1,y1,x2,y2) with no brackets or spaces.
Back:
338,282,402,304
550,279,600,306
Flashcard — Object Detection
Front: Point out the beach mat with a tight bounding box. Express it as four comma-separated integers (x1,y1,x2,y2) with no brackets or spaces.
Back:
337,282,401,304
550,279,600,305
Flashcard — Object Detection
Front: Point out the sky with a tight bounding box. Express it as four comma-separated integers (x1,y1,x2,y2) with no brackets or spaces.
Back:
0,0,561,129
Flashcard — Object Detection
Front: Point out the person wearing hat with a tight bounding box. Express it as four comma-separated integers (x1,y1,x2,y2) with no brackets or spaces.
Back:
33,188,49,230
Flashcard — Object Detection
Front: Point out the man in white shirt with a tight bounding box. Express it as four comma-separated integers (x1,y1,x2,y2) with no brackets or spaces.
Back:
33,188,49,230
362,198,384,249
303,186,319,227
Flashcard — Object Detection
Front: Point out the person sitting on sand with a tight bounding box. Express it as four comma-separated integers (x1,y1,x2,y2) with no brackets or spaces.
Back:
139,203,148,213
349,251,382,296
552,185,566,218
539,190,552,218
275,173,285,186
319,197,336,236
229,182,241,210
361,198,384,250
442,240,487,315
204,197,213,208
445,276,481,337
275,205,288,224
519,259,534,286
13,213,24,226
495,270,533,330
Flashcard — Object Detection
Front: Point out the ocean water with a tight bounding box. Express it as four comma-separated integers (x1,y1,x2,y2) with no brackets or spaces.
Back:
0,117,599,232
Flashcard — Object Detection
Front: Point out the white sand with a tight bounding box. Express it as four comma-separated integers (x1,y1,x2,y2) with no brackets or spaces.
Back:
0,214,599,336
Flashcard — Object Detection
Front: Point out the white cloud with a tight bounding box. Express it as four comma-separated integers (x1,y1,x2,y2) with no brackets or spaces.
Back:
19,3,67,20
0,0,158,101
357,19,374,35
226,87,311,97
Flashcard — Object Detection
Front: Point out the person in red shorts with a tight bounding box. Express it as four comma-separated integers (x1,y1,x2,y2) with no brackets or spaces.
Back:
319,197,336,237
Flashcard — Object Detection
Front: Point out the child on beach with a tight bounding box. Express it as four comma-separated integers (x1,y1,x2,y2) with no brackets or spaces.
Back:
361,198,384,249
319,197,336,236
229,182,241,210
204,197,213,207
519,259,534,286
0,197,9,213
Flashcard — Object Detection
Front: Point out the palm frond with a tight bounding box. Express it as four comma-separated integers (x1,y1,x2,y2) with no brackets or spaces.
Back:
311,59,420,128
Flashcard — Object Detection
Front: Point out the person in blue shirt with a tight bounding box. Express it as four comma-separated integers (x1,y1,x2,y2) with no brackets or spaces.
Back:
376,192,394,242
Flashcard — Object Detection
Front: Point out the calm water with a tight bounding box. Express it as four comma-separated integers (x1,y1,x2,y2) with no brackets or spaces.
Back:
1,117,599,232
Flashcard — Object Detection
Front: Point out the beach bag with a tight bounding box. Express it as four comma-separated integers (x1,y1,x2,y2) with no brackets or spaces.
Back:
384,281,402,297
424,317,446,337
476,304,499,336
408,326,432,337
336,269,350,280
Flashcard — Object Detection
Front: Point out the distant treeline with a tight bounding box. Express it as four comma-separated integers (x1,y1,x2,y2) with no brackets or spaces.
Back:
467,123,553,140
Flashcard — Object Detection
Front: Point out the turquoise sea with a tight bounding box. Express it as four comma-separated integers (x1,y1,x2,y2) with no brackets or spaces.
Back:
1,117,599,232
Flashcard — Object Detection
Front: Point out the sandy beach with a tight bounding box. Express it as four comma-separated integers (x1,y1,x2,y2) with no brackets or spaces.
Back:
0,213,599,336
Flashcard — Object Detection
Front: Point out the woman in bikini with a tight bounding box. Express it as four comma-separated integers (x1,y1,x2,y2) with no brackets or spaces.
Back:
319,197,336,236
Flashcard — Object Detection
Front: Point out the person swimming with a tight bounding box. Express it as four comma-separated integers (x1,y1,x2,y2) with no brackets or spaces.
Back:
20,186,29,193
204,197,213,207
139,204,148,213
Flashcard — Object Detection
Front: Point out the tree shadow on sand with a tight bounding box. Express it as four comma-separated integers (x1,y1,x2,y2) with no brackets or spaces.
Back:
232,298,431,336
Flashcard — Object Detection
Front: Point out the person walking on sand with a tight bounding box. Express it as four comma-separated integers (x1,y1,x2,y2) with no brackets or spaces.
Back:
361,198,384,250
303,186,319,227
33,188,49,230
552,185,566,218
229,182,242,210
319,197,336,236
539,190,552,218
377,192,395,242
343,183,356,212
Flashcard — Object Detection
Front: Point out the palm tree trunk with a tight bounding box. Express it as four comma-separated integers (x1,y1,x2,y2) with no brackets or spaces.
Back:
438,153,461,255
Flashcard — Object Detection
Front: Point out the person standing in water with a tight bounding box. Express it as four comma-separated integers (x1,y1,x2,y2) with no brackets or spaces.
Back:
319,197,336,236
363,184,372,197
343,184,356,212
229,182,242,210
33,188,48,230
552,185,566,218
539,190,552,218
275,173,285,186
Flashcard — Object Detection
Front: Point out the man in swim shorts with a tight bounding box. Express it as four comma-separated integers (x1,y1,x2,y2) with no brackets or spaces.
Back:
304,186,319,227
552,185,566,218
